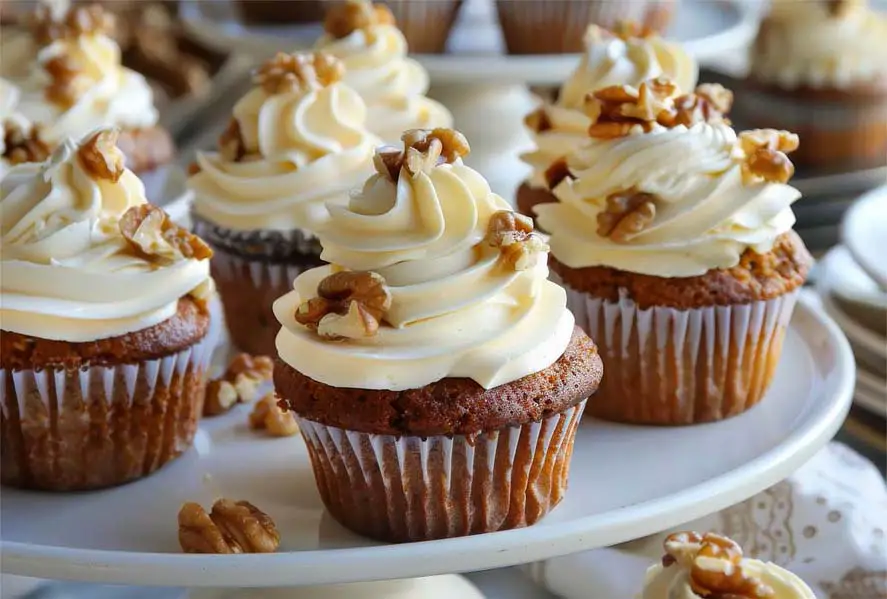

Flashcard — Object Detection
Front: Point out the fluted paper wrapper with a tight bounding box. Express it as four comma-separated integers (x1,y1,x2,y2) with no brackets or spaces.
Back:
564,284,799,425
0,334,213,491
296,400,587,543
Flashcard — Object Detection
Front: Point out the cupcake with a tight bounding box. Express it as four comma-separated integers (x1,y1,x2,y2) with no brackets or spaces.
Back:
741,0,887,171
237,0,326,24
641,531,816,598
497,0,678,55
315,0,453,144
0,128,214,491
535,79,812,425
273,128,603,542
5,4,174,200
1,79,51,179
188,52,378,357
371,0,463,54
518,23,697,225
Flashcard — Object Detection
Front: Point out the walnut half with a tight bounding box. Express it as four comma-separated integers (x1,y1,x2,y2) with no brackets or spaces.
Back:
597,188,658,243
78,129,125,182
249,393,299,437
738,129,799,185
30,3,116,46
373,128,471,181
254,52,344,95
178,499,280,554
324,0,395,39
294,270,392,340
486,210,549,271
119,204,213,264
3,119,51,165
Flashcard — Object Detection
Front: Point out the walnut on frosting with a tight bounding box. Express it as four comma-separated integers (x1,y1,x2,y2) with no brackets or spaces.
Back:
486,211,549,271
738,129,799,185
374,128,470,181
30,3,116,46
583,78,733,140
295,271,392,340
662,532,776,599
78,129,126,182
120,204,214,265
597,188,658,243
44,54,92,108
254,52,344,96
324,0,395,40
3,120,51,166
218,119,246,163
610,20,654,40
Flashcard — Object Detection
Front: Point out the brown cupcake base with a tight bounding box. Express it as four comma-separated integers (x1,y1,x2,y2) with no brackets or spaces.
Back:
516,181,557,230
236,0,325,23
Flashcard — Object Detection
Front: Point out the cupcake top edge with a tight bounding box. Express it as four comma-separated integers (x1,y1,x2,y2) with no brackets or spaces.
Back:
9,2,159,146
535,78,804,279
1,127,213,343
752,0,887,91
187,51,379,234
641,531,816,599
273,127,577,392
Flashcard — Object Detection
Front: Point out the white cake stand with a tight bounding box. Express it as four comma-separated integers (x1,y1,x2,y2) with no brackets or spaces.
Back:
0,285,854,588
181,0,759,200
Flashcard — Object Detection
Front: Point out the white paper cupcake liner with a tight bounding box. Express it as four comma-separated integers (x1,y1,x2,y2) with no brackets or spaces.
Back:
295,399,586,543
0,333,213,491
564,284,799,425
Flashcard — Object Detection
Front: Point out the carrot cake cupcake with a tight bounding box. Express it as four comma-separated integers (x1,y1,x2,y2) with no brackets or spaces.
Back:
0,128,214,491
4,3,174,198
536,79,812,425
641,531,816,598
315,0,453,144
274,128,603,542
518,23,697,223
743,0,887,170
188,52,378,356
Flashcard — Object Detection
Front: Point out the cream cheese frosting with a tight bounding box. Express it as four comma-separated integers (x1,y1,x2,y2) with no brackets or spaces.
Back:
189,52,378,233
315,1,453,145
0,129,210,342
274,129,574,391
11,6,158,147
536,82,802,278
523,24,698,189
753,0,887,90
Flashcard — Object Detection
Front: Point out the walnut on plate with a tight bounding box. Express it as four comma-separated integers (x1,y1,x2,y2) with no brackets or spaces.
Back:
324,0,395,40
597,188,658,243
254,52,344,95
119,203,213,264
295,270,392,340
203,353,275,417
738,129,799,185
249,393,299,437
178,499,279,554
374,128,471,181
3,119,51,165
485,210,549,271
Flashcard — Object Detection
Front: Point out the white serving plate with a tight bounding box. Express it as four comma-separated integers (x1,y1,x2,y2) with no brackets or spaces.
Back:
842,186,887,290
854,367,886,418
0,295,854,588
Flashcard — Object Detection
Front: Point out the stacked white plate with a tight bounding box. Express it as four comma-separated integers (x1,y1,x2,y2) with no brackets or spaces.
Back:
816,188,887,417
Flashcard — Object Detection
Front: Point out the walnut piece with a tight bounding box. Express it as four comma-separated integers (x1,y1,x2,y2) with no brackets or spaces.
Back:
294,270,392,340
324,0,395,40
672,83,733,128
254,52,344,95
119,204,214,264
611,20,653,40
203,353,275,417
218,119,246,162
524,107,552,134
3,120,51,165
78,129,125,182
544,157,571,189
30,3,116,46
597,188,658,243
486,210,549,271
738,129,799,185
178,499,279,554
374,128,471,181
249,393,300,437
662,532,776,599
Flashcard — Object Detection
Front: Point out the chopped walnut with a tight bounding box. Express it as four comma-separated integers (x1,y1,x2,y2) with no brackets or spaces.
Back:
78,129,125,182
30,3,116,46
374,128,471,181
738,129,800,185
218,119,246,162
3,120,50,165
662,532,776,599
249,394,300,437
202,353,275,417
294,270,392,340
178,499,279,554
597,188,658,243
672,83,733,128
324,0,395,40
524,107,552,134
119,204,214,264
44,54,91,108
254,52,344,95
486,210,549,271
544,157,571,189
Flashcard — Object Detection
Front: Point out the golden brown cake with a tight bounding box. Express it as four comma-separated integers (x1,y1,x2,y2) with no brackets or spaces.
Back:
536,79,812,425
273,129,602,542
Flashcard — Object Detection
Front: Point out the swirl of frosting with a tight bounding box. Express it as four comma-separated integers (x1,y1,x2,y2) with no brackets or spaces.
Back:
536,82,802,278
753,0,887,90
274,129,574,391
523,24,698,188
12,6,158,146
1,130,210,342
315,1,452,144
189,52,378,232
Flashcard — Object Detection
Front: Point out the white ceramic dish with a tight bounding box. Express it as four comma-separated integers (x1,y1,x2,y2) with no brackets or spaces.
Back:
842,186,887,290
854,368,886,418
820,293,886,361
0,294,853,588
817,246,887,315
